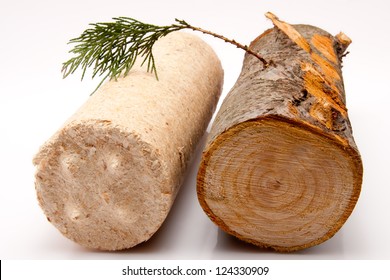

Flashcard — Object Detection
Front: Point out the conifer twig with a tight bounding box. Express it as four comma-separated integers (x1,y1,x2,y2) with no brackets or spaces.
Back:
62,17,269,91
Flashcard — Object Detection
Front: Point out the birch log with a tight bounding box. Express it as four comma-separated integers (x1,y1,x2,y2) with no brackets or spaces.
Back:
33,32,223,250
197,13,363,252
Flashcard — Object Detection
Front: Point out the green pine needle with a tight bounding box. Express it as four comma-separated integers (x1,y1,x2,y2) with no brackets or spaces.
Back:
62,17,184,82
62,17,269,93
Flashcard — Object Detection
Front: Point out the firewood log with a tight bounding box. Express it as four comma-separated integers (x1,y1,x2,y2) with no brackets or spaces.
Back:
197,13,363,252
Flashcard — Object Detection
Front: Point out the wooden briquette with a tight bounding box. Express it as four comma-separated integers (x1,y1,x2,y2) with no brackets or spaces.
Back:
33,32,223,250
197,13,363,252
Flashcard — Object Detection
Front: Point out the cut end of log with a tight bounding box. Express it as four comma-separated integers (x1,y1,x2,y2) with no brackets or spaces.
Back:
34,120,171,250
197,116,362,252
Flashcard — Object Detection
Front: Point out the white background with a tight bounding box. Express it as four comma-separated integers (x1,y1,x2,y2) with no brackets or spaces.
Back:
1,0,389,260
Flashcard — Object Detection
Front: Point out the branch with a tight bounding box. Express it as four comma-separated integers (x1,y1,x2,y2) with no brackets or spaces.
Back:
62,17,269,93
174,19,269,68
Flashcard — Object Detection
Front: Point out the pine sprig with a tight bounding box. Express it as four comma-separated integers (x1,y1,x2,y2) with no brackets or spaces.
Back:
62,17,269,91
62,17,183,82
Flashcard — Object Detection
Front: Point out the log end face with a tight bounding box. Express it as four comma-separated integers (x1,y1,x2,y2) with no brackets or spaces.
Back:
34,120,171,250
197,117,362,251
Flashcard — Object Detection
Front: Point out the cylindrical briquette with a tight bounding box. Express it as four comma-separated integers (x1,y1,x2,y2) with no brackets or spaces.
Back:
33,32,224,250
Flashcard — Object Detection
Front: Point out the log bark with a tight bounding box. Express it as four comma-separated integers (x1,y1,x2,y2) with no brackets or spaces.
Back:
197,13,363,252
33,32,223,250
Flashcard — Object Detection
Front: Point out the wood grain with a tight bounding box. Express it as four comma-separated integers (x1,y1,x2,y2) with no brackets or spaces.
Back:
197,14,363,252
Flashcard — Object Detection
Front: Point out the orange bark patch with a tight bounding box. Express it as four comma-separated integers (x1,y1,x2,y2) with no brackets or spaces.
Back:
265,12,311,53
311,34,338,64
311,52,341,82
301,62,347,118
288,102,299,115
309,100,333,130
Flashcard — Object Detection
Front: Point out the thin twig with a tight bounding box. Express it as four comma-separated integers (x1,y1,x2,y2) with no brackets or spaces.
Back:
175,19,269,68
62,17,270,94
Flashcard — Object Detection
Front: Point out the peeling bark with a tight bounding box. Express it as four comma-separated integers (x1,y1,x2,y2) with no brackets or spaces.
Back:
197,14,363,252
